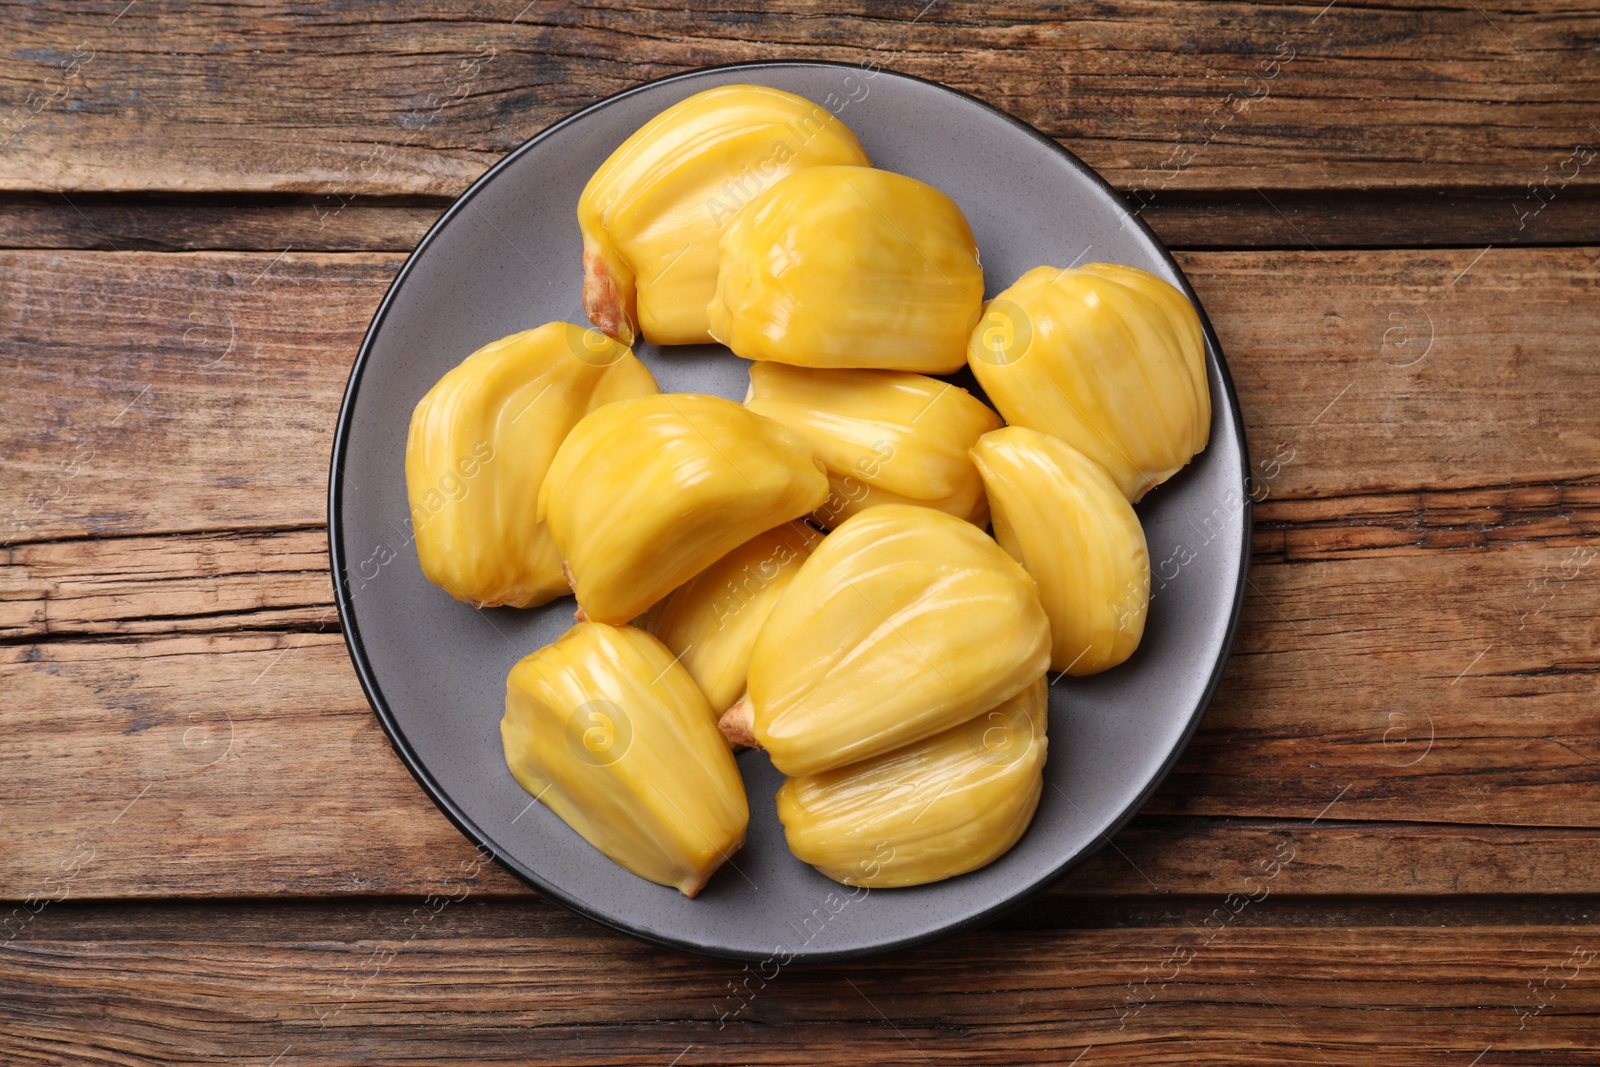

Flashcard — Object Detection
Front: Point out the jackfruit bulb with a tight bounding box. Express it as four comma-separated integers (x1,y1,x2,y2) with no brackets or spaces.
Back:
645,521,821,714
777,676,1048,888
538,393,829,625
578,85,870,346
967,262,1210,501
501,622,748,897
744,362,1003,528
723,503,1051,775
972,427,1150,674
708,166,984,373
405,322,658,608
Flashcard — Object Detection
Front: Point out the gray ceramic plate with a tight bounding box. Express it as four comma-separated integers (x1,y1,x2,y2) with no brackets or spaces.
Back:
329,61,1249,961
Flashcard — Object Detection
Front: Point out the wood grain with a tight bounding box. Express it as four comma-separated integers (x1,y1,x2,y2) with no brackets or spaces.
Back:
1,519,1595,896
1252,482,1599,563
2,2,1593,1058
3,247,1597,543
0,250,397,544
2,1,1598,198
0,194,453,253
18,894,1600,942
0,528,333,640
5,478,1595,641
1191,247,1600,501
1155,542,1600,823
3,919,1597,1065
9,189,1600,254
1,532,1596,902
0,243,1595,899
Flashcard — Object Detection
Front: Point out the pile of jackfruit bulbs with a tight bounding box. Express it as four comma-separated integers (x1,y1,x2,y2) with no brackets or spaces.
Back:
404,85,1211,898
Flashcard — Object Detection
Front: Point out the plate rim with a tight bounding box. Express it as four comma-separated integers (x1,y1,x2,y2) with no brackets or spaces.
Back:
327,58,1253,962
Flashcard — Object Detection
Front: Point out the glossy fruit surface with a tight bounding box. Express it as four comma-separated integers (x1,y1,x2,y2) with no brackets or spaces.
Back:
539,393,829,624
973,426,1150,674
708,165,984,373
579,85,869,345
730,503,1051,776
744,362,1002,528
500,622,749,897
968,262,1210,501
405,322,658,608
777,676,1048,888
645,521,820,712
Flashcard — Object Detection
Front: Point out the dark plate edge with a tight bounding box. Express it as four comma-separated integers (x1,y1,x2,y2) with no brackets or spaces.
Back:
326,58,1253,964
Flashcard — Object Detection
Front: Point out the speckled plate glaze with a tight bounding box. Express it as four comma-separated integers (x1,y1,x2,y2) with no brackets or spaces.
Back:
329,61,1250,962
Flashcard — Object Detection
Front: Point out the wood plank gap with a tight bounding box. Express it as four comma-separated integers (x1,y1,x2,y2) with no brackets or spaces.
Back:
5,895,1598,944
5,189,1600,252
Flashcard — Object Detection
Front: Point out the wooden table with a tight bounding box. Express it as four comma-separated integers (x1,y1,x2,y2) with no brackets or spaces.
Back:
4,3,1598,1063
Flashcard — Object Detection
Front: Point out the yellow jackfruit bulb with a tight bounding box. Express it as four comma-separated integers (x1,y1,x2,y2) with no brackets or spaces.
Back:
645,521,821,713
724,503,1051,776
967,263,1211,501
405,322,659,608
538,393,829,625
578,85,870,346
500,622,748,897
972,427,1150,675
744,363,1003,529
777,676,1048,888
707,166,985,373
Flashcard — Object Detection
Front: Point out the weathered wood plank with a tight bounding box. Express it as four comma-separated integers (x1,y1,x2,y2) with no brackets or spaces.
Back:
2,1,1598,198
0,194,452,253
1146,189,1600,251
16,893,1600,942
2,522,1596,893
8,190,1600,253
1153,543,1600,826
1190,246,1600,503
1,533,1596,904
0,528,333,640
3,247,1597,543
0,250,397,544
1253,482,1600,563
5,477,1595,641
2,921,1596,1065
